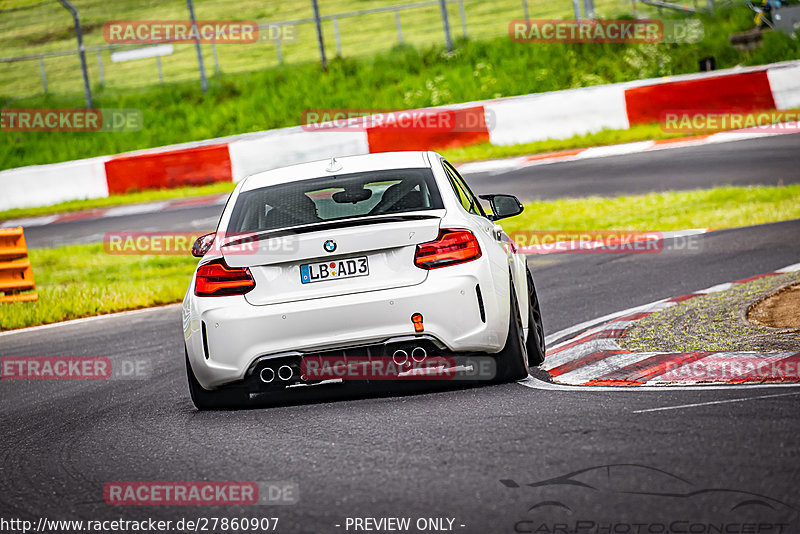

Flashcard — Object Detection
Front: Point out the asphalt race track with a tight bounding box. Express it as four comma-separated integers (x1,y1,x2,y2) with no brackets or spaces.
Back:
20,132,800,249
1,138,799,533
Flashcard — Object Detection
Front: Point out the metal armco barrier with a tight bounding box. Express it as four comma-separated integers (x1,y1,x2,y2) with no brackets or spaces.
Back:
0,227,38,303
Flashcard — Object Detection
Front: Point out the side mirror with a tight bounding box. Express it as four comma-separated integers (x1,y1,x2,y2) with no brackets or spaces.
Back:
191,232,216,257
479,194,524,221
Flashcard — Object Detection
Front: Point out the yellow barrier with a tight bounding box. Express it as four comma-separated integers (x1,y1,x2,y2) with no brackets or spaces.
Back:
0,227,38,303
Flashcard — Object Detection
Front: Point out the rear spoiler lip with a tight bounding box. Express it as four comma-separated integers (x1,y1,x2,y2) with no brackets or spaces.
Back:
221,212,443,249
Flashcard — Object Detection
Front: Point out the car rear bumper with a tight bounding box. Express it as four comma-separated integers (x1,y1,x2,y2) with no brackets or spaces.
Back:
184,269,506,389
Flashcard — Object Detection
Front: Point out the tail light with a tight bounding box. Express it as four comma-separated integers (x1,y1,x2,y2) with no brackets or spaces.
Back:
414,229,481,269
194,259,255,297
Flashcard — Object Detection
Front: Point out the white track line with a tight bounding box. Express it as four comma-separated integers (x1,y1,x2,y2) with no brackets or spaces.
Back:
631,391,800,413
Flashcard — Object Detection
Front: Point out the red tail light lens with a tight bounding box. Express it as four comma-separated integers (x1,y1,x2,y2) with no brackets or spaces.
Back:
194,260,255,297
414,229,482,270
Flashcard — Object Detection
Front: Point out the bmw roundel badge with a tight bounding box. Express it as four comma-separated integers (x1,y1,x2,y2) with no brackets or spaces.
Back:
324,240,337,253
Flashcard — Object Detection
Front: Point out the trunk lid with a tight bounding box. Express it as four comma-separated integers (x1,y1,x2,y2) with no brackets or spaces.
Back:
221,214,442,306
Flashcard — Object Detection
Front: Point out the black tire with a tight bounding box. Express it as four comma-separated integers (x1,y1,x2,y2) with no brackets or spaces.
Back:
185,349,248,410
494,280,530,383
525,268,546,367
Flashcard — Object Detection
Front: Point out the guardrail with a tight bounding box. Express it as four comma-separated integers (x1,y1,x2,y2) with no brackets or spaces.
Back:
0,227,38,303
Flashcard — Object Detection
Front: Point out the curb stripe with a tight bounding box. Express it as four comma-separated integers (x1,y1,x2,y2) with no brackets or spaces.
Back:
548,350,628,378
537,263,800,388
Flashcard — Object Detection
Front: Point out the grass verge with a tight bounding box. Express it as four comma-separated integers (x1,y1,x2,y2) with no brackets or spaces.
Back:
620,270,800,352
0,182,235,221
498,184,800,234
2,184,798,331
0,244,197,331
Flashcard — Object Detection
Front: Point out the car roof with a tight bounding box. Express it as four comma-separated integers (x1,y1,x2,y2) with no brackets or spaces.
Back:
240,151,436,192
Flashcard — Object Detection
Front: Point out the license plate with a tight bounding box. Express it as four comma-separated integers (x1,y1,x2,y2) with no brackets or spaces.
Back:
300,256,369,284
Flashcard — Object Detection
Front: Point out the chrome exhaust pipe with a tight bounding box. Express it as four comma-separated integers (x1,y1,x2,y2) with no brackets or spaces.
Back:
392,349,409,366
260,367,275,383
278,365,294,381
411,346,427,363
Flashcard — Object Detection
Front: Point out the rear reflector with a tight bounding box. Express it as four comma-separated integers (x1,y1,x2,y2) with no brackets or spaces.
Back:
414,229,481,270
411,313,424,332
194,259,255,297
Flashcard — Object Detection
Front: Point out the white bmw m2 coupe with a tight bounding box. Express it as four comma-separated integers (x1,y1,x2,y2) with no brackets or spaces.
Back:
182,151,545,409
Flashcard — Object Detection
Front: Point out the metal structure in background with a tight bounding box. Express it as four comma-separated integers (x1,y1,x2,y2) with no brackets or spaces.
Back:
439,0,454,51
583,0,596,18
56,0,92,108
572,0,583,18
311,0,328,71
186,0,208,93
1,0,712,100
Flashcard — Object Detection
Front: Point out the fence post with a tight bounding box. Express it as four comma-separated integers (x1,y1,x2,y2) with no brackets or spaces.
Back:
96,50,104,86
311,0,327,71
156,55,163,83
522,0,530,20
275,31,283,64
438,0,453,51
38,57,48,93
632,0,638,18
211,39,221,73
583,0,595,18
186,0,209,93
56,0,92,108
572,0,583,19
333,17,342,56
395,9,403,43
458,0,468,38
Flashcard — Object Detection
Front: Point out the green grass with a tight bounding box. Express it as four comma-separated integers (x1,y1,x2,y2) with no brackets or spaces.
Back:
499,184,800,235
0,0,623,97
502,185,800,233
0,243,197,331
620,270,800,352
2,183,798,331
0,181,234,221
3,5,799,171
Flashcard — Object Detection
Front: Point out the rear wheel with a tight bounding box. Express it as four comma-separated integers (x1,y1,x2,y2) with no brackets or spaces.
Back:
525,268,546,367
185,349,248,410
494,281,530,383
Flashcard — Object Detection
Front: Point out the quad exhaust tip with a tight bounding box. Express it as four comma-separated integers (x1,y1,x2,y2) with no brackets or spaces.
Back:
260,367,275,383
392,349,409,366
411,346,427,363
259,365,295,383
278,365,294,381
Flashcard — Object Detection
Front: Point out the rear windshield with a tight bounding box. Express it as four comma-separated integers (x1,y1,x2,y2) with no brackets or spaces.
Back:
227,168,443,233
